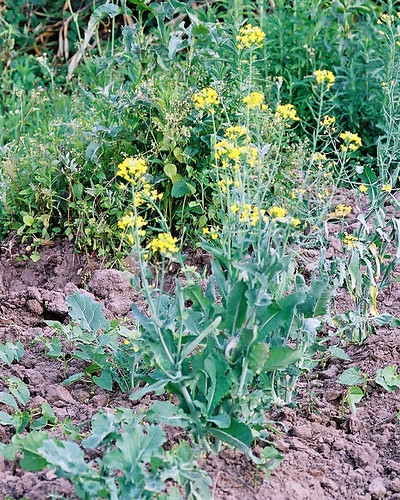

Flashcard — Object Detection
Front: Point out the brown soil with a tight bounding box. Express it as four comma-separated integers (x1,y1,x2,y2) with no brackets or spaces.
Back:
1,227,400,500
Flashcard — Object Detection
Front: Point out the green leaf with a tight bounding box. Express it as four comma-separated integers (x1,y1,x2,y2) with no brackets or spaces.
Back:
329,346,351,361
83,412,117,449
376,366,400,392
8,377,30,406
224,280,248,335
171,178,195,197
248,343,270,373
66,293,110,333
146,401,189,428
39,440,89,475
180,317,221,359
93,370,113,391
208,419,254,454
61,372,85,386
263,346,302,372
207,413,231,429
204,354,231,415
346,387,364,414
130,379,169,401
0,411,15,426
164,163,181,184
23,214,35,226
0,392,18,410
0,341,25,365
13,431,49,471
168,33,184,60
337,367,364,386
257,291,305,339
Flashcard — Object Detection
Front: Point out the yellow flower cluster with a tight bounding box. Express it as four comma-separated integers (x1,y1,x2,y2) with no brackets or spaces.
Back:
243,91,265,109
193,87,220,111
276,103,300,123
147,232,179,257
214,140,258,168
117,157,148,183
377,13,398,26
333,204,352,217
340,131,362,152
291,217,301,228
269,206,287,219
291,188,306,199
236,24,266,49
225,125,248,140
312,152,327,162
382,183,391,193
217,177,234,194
237,204,266,226
118,213,147,235
313,70,335,90
317,188,330,200
343,233,358,248
202,227,218,240
320,115,336,129
359,184,368,194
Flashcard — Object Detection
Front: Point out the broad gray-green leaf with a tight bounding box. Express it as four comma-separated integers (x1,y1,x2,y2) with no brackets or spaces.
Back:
66,293,110,333
146,401,189,428
346,386,364,414
329,346,351,361
130,379,169,401
8,377,30,406
13,431,49,472
83,412,117,449
208,420,255,458
376,365,400,392
39,440,88,475
263,346,302,372
337,367,364,386
0,392,18,410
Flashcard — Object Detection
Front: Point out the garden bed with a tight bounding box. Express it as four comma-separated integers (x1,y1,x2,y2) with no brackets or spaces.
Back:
1,230,400,500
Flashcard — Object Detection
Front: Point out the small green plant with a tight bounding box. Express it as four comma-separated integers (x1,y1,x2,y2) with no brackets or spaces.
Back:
43,292,145,393
338,364,400,414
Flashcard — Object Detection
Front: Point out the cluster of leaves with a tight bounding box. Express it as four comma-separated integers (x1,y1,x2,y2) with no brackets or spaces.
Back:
0,408,212,500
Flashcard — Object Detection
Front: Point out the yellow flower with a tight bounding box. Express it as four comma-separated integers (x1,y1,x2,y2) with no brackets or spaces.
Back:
193,87,220,111
230,204,240,213
236,24,265,49
343,233,358,248
225,125,248,140
382,183,391,192
333,204,352,217
275,103,300,122
320,115,336,128
269,206,287,219
243,91,265,109
147,232,179,257
210,228,219,240
291,217,301,228
117,157,148,183
118,213,147,237
313,70,335,90
317,189,330,200
312,152,327,163
359,184,368,193
202,227,209,235
340,131,362,152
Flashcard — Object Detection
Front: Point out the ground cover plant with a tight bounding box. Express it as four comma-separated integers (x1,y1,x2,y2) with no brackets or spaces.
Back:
2,1,400,499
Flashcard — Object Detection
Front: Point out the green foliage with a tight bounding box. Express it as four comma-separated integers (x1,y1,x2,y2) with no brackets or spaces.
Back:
44,293,144,393
0,408,212,500
129,219,330,466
